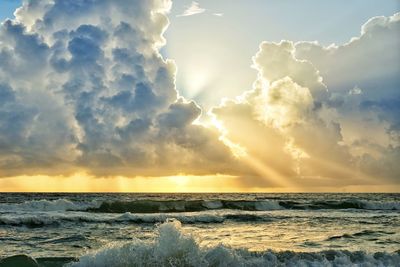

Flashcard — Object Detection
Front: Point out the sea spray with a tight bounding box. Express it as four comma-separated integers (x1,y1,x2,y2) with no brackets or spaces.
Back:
1,193,399,261
68,220,400,267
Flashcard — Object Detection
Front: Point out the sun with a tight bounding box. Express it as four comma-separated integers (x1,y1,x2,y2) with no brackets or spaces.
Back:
168,175,189,189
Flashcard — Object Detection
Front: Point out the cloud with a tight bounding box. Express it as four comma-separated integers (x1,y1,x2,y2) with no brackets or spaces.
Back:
294,13,400,180
295,13,400,100
211,13,400,187
177,1,205,17
0,1,398,190
253,41,327,101
212,72,353,188
0,0,241,178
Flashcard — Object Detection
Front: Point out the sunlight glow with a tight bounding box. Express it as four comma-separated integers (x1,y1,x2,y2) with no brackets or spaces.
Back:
0,171,397,192
0,173,242,192
181,69,212,99
243,152,297,189
210,113,297,189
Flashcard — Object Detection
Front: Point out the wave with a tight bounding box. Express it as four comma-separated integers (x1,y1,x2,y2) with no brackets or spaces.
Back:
278,199,400,211
88,199,283,213
326,230,397,241
0,199,99,212
1,198,399,214
0,211,274,227
0,255,75,267
90,199,400,213
359,200,400,210
64,220,400,267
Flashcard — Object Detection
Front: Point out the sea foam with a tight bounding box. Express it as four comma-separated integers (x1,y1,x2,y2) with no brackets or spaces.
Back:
359,200,400,211
0,199,99,212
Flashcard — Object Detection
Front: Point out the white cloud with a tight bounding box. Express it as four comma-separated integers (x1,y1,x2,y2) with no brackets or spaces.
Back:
295,13,400,100
294,13,400,157
0,0,240,177
253,41,328,102
177,1,205,17
212,13,400,187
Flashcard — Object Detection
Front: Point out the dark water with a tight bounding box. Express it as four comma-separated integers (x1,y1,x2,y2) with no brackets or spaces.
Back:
0,193,399,266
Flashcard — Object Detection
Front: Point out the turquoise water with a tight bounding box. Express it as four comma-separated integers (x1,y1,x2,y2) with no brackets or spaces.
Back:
0,193,399,266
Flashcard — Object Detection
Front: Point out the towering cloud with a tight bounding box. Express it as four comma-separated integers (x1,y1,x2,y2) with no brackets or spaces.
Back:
212,43,354,188
212,13,400,188
294,13,400,182
0,0,236,177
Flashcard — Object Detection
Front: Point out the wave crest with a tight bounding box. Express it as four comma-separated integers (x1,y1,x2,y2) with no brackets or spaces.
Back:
90,200,284,213
0,212,235,227
89,199,400,213
1,198,399,214
0,199,99,212
68,220,400,267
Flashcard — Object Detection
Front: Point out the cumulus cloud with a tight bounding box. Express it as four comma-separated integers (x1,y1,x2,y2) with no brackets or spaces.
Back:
253,41,328,102
294,13,400,181
0,0,240,177
295,13,400,100
212,13,400,187
176,1,205,17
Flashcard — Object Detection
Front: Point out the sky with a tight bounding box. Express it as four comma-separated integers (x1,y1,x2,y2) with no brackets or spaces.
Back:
0,0,399,192
165,0,400,108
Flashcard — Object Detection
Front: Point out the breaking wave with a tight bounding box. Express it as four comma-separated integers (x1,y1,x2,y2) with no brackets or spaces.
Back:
89,199,283,213
0,199,99,212
90,199,400,213
0,198,398,214
359,200,400,211
67,220,400,267
0,212,273,227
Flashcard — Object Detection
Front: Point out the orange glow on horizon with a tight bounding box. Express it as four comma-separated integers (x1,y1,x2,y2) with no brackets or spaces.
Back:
0,173,399,193
0,173,242,193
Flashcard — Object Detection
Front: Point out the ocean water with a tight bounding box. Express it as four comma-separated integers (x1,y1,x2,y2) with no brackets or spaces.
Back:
0,193,399,266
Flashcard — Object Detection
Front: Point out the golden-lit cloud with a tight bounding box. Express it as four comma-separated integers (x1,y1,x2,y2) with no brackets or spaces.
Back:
210,17,400,189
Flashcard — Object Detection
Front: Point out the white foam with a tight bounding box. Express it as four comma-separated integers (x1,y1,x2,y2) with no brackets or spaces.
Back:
0,214,57,226
0,212,107,226
116,212,225,224
0,211,226,226
359,200,400,210
202,201,223,209
254,200,283,211
68,219,400,267
0,199,99,212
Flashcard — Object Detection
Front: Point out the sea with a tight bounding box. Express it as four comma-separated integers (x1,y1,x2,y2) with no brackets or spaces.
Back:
0,193,399,266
